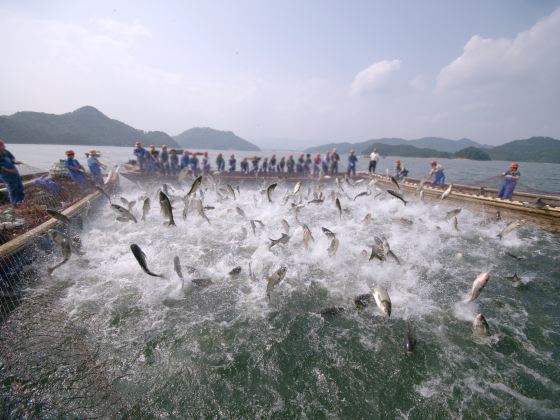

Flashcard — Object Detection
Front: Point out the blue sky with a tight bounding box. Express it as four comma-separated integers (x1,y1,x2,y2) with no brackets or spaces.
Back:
1,0,559,148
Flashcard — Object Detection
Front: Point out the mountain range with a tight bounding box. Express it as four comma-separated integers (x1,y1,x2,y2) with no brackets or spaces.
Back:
0,106,558,162
0,106,261,151
304,137,489,154
306,136,560,163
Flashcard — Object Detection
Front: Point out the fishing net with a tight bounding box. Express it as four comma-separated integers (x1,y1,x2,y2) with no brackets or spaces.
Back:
0,171,127,417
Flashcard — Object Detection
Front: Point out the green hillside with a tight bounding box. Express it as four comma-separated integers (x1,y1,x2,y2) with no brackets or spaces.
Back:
489,137,560,163
362,143,451,158
174,127,260,151
0,106,179,147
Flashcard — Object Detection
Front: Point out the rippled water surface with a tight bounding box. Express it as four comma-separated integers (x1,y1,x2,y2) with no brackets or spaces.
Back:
27,175,557,418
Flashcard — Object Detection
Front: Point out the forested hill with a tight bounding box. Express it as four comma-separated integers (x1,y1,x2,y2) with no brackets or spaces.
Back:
173,127,260,151
488,137,560,163
0,106,179,147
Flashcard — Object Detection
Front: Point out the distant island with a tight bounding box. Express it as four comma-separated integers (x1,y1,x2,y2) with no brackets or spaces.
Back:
0,106,261,151
308,136,560,164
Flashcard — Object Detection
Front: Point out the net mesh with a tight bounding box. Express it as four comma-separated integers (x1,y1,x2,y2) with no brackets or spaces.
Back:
0,171,128,418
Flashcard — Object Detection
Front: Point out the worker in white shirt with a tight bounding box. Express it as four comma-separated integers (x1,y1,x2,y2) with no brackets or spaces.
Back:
368,148,380,173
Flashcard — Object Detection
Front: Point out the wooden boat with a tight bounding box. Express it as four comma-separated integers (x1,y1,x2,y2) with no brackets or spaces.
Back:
0,169,119,258
119,165,559,232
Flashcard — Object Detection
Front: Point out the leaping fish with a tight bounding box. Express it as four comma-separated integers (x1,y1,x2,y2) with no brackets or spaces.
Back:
465,272,489,302
130,244,163,277
441,184,453,200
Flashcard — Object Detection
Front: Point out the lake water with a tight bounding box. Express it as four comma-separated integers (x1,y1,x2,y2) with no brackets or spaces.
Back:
1,144,559,417
7,144,560,194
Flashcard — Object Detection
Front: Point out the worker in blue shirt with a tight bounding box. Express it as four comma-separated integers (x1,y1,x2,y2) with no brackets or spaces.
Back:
169,149,179,175
180,150,191,171
160,145,169,175
395,160,409,180
431,164,446,188
64,150,88,189
216,153,225,171
228,154,237,172
87,149,106,185
497,163,520,200
133,142,147,171
240,157,249,174
0,140,25,205
190,152,200,175
347,149,358,176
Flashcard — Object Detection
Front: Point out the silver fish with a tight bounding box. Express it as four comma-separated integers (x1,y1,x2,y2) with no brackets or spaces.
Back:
194,199,210,223
266,266,288,299
335,198,342,219
46,208,71,225
226,184,236,200
440,184,453,200
302,224,314,249
159,191,175,226
473,313,490,336
361,213,372,225
47,236,71,275
187,175,203,198
404,322,417,356
130,244,163,277
387,189,407,205
390,176,400,190
142,197,151,221
110,204,137,223
446,208,462,220
327,237,339,257
372,286,391,317
466,272,489,302
497,219,525,240
269,233,290,250
266,183,277,203
353,191,370,200
452,216,459,231
281,219,290,234
174,256,184,287
236,206,246,218
293,181,302,195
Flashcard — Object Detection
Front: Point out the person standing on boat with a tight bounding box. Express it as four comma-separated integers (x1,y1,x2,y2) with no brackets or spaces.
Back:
305,153,312,176
228,154,237,172
149,145,160,173
395,160,408,180
262,157,269,173
287,155,295,174
330,149,340,175
0,140,25,205
369,148,379,173
431,164,445,188
160,145,169,175
313,154,321,177
169,148,179,175
64,150,88,189
296,154,305,175
180,150,191,172
202,152,211,174
251,156,260,173
278,156,286,173
497,163,520,200
240,157,249,174
190,152,200,175
215,153,225,171
270,155,277,173
322,153,330,175
347,149,358,177
87,149,106,185
133,142,147,172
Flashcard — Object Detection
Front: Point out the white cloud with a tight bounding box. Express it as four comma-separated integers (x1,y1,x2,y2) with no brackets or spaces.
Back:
437,8,560,91
350,59,401,96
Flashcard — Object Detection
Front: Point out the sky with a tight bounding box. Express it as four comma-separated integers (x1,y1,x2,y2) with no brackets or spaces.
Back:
1,0,560,148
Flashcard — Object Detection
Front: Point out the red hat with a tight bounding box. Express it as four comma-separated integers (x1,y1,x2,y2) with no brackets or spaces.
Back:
431,160,437,165
0,140,5,147
65,149,75,155
510,162,519,168
396,160,401,164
